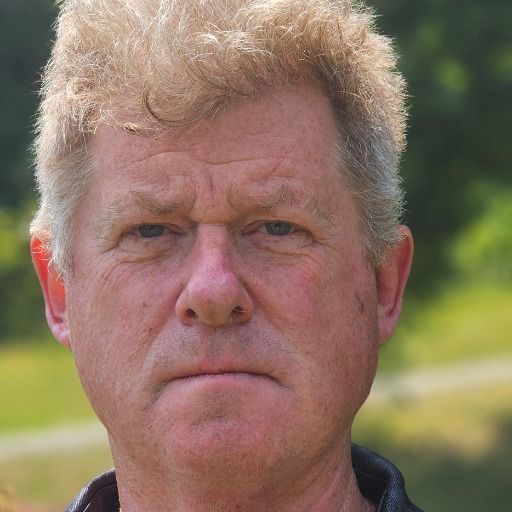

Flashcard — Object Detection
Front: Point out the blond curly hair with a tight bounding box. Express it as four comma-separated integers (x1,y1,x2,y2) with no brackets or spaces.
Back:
32,0,407,273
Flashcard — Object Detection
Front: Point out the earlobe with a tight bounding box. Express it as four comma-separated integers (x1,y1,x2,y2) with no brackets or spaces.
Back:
375,226,414,343
30,235,71,347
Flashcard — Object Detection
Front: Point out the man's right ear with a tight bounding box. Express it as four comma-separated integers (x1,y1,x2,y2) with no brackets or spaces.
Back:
30,235,71,347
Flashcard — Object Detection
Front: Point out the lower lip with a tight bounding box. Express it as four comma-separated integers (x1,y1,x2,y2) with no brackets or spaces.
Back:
155,372,280,408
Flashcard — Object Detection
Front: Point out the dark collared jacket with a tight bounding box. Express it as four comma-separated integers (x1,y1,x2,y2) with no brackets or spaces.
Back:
66,444,423,511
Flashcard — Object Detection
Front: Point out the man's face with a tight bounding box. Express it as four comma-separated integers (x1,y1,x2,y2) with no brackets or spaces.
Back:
54,84,389,485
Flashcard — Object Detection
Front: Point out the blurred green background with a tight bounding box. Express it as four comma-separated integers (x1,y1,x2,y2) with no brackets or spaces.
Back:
0,0,511,510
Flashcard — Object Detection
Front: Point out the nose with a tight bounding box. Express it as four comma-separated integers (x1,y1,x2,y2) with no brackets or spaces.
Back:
175,226,254,327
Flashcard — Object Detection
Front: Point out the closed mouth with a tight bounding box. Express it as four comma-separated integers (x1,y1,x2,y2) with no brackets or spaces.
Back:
176,370,273,381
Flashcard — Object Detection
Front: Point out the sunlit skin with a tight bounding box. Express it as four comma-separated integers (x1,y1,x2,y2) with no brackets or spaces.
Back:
32,83,412,512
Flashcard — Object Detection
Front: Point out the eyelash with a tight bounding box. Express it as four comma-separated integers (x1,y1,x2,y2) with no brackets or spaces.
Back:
136,224,169,238
122,220,303,243
255,221,296,236
123,224,178,240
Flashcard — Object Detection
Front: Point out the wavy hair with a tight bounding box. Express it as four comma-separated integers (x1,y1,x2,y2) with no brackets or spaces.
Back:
32,0,407,273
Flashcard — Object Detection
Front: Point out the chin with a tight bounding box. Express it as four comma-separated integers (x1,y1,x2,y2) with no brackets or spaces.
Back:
142,373,293,471
159,417,289,483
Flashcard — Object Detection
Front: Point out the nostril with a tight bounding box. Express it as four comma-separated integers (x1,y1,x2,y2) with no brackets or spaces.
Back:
186,309,198,319
232,306,244,318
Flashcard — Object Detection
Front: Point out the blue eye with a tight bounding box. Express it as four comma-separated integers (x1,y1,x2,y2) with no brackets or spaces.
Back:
265,222,293,236
137,224,165,238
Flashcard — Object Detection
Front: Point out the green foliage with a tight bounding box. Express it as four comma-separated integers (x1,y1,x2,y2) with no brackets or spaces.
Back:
0,212,24,271
452,187,512,284
0,208,47,340
369,0,512,290
380,283,512,372
0,0,58,209
0,0,56,342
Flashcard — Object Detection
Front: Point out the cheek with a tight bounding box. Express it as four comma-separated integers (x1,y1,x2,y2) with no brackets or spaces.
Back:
261,250,374,336
260,253,379,408
66,262,177,412
72,258,177,331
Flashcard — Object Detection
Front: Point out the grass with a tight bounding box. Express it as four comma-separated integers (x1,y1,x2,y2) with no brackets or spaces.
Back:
379,283,512,372
353,382,512,511
0,445,113,511
0,337,95,432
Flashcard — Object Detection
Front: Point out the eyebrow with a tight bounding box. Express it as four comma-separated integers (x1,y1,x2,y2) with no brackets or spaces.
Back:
234,183,333,229
99,190,191,234
99,182,333,233
130,190,188,216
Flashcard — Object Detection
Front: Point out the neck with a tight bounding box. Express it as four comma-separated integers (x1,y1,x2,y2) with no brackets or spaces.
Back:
113,446,376,512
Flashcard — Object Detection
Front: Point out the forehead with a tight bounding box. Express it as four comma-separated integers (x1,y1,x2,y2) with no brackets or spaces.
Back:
87,84,346,219
92,84,335,168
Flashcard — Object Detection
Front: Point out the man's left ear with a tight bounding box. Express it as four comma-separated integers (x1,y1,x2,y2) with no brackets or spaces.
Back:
30,235,71,347
375,226,413,342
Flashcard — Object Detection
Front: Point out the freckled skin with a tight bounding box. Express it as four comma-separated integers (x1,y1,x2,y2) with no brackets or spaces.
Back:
61,84,387,511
